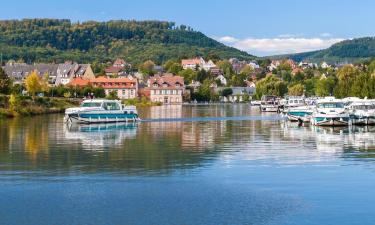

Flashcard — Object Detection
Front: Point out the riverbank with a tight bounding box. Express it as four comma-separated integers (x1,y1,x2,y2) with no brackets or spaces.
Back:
0,95,79,118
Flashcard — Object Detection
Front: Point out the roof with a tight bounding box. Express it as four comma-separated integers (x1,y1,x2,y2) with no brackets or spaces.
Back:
181,58,202,65
105,66,123,73
91,76,136,83
148,74,184,89
68,77,90,87
113,58,126,67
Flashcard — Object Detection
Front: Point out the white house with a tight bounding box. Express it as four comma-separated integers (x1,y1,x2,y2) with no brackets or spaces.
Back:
215,74,227,86
321,62,330,69
202,60,216,71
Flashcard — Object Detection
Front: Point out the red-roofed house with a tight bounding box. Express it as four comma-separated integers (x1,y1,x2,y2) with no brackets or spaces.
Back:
105,58,131,77
147,74,185,104
91,76,138,99
181,57,205,70
68,77,91,87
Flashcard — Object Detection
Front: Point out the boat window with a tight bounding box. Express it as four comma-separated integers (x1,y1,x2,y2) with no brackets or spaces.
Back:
81,102,102,107
318,103,344,108
354,105,375,110
104,102,120,110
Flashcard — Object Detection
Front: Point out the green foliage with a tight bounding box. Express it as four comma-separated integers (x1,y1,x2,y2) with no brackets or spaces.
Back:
334,65,360,98
220,88,233,97
288,83,304,96
0,19,253,64
0,67,11,94
315,76,336,97
106,90,118,100
255,74,288,99
178,69,197,84
139,60,156,77
287,37,375,63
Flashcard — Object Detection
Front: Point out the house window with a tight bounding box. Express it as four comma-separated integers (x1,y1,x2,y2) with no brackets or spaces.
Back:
122,90,126,95
172,90,176,95
130,89,134,95
153,83,158,88
166,90,170,95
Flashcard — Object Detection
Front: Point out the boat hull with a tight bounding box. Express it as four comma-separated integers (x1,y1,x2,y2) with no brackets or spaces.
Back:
311,116,349,126
351,116,375,126
261,105,279,112
65,112,139,124
287,111,312,122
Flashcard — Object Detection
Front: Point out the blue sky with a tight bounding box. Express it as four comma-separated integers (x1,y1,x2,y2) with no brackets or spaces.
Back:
1,0,374,56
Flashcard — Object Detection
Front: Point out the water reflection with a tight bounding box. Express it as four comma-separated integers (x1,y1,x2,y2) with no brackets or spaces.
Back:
64,122,138,147
1,106,375,176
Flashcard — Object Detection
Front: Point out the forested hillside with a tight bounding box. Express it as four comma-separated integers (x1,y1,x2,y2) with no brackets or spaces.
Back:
0,19,253,65
284,37,375,63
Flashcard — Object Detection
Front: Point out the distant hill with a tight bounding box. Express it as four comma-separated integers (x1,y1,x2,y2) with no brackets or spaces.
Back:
274,37,375,63
0,19,253,65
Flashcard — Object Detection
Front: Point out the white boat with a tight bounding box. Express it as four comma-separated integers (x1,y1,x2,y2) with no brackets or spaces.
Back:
348,100,375,125
311,97,349,126
287,106,314,122
250,100,261,106
285,96,306,109
64,99,139,124
260,95,280,112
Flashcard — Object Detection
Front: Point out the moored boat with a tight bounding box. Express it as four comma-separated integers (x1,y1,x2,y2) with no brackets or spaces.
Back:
287,106,313,122
348,100,375,125
260,95,280,112
64,99,139,124
311,97,349,126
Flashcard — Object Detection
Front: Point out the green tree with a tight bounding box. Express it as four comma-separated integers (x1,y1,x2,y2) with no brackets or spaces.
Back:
255,74,287,99
106,90,118,100
315,76,336,97
220,88,233,97
178,69,197,84
0,67,11,94
335,65,360,98
288,83,304,96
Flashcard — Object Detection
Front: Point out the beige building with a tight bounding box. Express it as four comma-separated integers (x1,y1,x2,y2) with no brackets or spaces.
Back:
148,74,184,104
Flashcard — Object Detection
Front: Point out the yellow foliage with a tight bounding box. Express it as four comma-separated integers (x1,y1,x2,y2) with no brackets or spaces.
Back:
25,70,42,96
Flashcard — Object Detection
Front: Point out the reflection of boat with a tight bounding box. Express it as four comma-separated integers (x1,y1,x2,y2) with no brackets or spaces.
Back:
348,101,375,125
311,97,349,126
260,95,280,112
64,122,138,146
64,99,139,124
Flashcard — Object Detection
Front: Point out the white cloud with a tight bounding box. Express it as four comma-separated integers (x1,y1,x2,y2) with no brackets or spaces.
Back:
217,36,345,56
320,33,332,37
217,36,239,44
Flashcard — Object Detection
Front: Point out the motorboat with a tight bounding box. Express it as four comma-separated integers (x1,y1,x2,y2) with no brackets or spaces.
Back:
311,97,349,126
64,99,139,124
286,106,313,122
260,95,280,112
285,96,306,109
348,100,375,125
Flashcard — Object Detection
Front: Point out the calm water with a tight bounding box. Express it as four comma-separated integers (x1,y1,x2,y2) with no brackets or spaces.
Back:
1,105,375,225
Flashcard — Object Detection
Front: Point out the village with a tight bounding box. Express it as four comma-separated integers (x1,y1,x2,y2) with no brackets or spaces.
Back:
1,56,345,104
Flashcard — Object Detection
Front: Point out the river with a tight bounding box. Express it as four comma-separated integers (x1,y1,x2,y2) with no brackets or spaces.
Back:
0,104,375,225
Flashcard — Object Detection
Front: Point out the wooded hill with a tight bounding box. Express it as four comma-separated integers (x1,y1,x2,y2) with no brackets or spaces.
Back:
280,37,375,63
0,19,253,65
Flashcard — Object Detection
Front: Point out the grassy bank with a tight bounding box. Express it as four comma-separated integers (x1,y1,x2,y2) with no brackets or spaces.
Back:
122,97,162,107
0,95,79,118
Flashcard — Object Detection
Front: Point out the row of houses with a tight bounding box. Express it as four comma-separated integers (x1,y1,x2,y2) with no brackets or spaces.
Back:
3,61,95,86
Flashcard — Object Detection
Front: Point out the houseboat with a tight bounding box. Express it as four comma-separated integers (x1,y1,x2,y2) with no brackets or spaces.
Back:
286,106,314,123
311,97,349,126
260,95,280,112
348,100,375,125
64,99,139,124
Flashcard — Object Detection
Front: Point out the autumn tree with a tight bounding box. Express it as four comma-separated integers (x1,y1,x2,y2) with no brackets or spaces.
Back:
25,71,42,97
139,60,156,78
